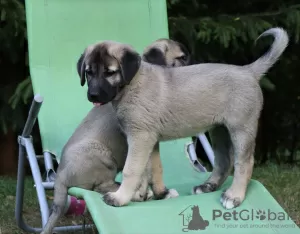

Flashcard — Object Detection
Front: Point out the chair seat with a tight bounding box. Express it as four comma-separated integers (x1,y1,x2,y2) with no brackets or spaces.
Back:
69,174,299,234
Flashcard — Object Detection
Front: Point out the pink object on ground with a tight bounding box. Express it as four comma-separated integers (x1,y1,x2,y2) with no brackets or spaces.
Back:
64,195,87,216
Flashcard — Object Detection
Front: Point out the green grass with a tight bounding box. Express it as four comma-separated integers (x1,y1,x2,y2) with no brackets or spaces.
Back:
0,177,96,234
0,163,299,234
251,163,300,226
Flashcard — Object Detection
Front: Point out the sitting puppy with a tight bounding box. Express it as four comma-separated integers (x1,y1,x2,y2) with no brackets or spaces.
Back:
41,38,191,234
77,28,288,209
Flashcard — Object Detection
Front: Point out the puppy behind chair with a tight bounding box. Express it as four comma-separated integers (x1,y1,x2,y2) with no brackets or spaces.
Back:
142,38,191,67
77,28,289,209
40,38,191,234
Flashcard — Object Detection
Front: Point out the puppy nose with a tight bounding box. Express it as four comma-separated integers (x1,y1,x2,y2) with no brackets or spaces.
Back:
90,94,98,100
88,91,99,101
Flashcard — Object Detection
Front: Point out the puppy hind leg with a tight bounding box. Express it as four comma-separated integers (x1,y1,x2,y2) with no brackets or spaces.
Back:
103,133,157,207
193,125,233,194
149,143,179,200
220,126,256,209
41,177,68,234
94,175,153,202
94,181,121,194
132,163,154,201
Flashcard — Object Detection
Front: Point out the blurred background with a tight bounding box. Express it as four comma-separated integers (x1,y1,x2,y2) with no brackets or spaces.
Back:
0,0,299,232
1,0,299,176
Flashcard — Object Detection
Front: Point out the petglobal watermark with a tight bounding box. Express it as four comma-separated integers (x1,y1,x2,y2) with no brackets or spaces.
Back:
212,209,292,221
178,205,297,232
214,223,296,229
212,209,296,230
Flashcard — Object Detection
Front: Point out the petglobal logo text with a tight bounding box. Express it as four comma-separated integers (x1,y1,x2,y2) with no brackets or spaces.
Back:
212,209,291,221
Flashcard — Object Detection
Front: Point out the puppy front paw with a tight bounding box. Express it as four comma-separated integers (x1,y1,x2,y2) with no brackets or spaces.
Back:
163,188,179,199
155,188,179,200
192,182,217,194
146,189,154,200
220,190,242,209
132,188,154,202
103,192,128,207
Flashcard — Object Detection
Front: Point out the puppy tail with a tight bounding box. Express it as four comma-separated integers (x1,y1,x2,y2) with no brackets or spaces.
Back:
41,177,68,234
246,27,289,80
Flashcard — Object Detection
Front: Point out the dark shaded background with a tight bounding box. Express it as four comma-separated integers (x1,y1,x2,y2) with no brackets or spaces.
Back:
0,0,299,175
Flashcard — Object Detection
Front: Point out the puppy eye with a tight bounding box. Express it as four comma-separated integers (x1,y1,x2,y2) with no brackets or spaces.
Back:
85,69,93,76
177,55,187,61
104,69,117,76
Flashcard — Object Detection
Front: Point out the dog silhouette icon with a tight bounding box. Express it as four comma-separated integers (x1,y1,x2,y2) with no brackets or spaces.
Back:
188,205,209,230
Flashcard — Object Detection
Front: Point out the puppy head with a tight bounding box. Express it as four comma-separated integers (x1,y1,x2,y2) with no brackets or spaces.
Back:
142,38,191,67
77,41,141,105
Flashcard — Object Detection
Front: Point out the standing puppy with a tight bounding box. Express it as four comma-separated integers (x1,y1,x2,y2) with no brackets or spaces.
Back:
144,39,212,167
77,28,288,209
40,39,191,234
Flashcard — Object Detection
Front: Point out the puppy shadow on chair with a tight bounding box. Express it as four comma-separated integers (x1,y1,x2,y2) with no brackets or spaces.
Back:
188,205,209,230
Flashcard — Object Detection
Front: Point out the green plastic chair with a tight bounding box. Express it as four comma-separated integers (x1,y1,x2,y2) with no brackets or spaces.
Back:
15,0,300,233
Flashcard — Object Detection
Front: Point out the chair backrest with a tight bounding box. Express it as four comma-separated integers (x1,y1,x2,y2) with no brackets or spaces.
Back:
25,0,169,161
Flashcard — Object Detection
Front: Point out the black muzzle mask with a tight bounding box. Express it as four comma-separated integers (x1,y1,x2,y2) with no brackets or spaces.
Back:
87,78,121,105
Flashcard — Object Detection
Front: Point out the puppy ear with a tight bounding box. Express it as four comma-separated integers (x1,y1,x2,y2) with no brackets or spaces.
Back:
77,53,86,86
142,48,166,66
120,50,141,84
